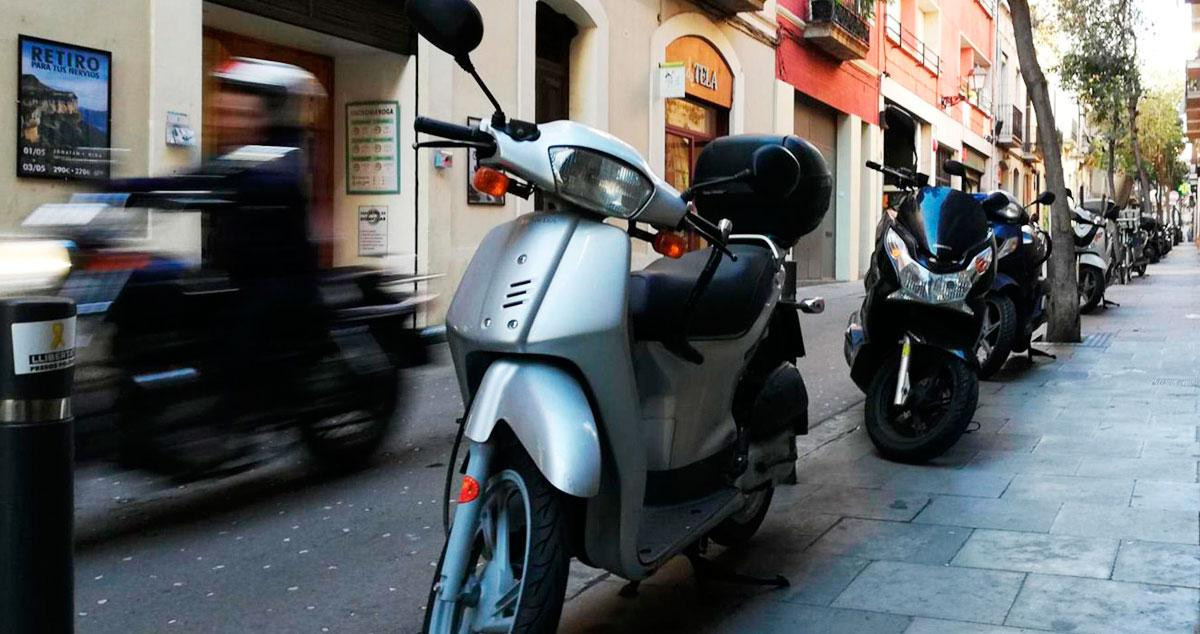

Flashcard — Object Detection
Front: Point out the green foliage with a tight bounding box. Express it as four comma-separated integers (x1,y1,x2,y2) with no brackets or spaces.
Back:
1055,0,1139,137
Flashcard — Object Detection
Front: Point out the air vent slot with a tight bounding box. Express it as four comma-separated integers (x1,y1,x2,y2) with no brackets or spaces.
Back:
510,279,532,288
506,290,528,298
503,301,524,309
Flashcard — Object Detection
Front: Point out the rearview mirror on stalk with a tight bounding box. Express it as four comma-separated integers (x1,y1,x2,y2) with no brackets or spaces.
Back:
942,160,968,178
1033,191,1055,206
405,0,484,60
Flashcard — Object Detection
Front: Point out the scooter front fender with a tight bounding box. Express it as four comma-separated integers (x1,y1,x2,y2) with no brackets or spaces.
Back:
1078,253,1106,272
464,358,601,498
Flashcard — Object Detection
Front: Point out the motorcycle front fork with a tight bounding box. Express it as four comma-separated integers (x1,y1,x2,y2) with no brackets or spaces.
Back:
430,442,494,613
893,335,912,407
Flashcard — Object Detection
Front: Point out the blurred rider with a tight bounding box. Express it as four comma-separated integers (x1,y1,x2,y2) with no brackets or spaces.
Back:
107,57,326,421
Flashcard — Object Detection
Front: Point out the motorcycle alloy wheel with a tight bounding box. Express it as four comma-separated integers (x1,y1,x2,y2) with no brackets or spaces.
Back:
976,295,1017,380
708,485,774,547
864,347,978,463
424,451,569,634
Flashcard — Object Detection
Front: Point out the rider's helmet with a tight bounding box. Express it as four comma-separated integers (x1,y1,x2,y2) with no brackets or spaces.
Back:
211,57,326,133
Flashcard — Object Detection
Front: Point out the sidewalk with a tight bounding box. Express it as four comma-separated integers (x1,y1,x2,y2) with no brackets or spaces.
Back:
560,247,1200,632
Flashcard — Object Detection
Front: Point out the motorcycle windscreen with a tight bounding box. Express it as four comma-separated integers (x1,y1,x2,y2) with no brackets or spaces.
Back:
901,186,990,269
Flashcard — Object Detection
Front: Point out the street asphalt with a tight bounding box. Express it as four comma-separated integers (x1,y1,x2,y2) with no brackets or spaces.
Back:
73,277,869,632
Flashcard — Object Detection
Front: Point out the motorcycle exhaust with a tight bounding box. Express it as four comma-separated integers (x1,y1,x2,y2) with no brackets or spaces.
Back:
893,335,912,407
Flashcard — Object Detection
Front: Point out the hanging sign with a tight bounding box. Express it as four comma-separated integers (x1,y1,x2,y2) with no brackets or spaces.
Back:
659,62,686,99
346,101,400,194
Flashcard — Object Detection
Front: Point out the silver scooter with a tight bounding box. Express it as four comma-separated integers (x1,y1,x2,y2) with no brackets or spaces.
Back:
1072,199,1120,313
407,1,831,631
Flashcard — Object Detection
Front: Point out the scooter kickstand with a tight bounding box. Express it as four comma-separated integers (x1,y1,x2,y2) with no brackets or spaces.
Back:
1102,298,1121,308
685,550,789,592
1028,347,1057,361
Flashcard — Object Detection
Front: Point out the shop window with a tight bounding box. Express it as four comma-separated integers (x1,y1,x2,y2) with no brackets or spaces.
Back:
935,147,955,187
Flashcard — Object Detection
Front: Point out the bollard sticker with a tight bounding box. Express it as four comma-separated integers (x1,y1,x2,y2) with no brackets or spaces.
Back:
11,317,76,375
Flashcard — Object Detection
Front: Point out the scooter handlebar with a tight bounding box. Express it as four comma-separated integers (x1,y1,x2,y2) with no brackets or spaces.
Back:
414,117,493,145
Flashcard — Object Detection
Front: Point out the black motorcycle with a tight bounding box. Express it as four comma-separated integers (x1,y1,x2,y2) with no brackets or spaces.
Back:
975,190,1055,379
845,160,1005,462
16,196,430,477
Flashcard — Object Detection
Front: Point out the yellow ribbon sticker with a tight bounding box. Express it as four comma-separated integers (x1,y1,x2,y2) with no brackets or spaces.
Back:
51,322,65,349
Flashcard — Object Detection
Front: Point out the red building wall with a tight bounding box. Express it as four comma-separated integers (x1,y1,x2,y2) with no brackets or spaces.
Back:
776,0,883,125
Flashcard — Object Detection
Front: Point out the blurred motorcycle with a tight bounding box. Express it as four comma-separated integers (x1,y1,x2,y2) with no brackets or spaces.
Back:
3,196,432,477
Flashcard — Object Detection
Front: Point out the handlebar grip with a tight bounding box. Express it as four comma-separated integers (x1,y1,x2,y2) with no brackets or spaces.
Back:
414,117,491,144
865,161,882,170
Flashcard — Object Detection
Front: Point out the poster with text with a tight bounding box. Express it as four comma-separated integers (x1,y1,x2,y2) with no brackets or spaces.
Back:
17,36,112,181
347,101,399,194
358,206,388,257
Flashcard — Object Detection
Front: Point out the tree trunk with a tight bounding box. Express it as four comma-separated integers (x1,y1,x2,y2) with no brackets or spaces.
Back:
1127,94,1153,218
1106,138,1117,200
1010,0,1080,343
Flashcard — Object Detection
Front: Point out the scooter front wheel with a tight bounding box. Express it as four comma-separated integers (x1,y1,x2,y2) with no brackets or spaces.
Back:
864,348,978,463
424,450,570,634
1078,266,1105,314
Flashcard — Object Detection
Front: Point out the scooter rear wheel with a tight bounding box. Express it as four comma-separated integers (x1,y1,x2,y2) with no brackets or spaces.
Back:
976,295,1017,380
1078,266,1105,314
708,485,774,547
864,348,978,463
423,450,569,634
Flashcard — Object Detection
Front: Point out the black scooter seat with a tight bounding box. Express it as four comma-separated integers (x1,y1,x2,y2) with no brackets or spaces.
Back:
629,244,776,342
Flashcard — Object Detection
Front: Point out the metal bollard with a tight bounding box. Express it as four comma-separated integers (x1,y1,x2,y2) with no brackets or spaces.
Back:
0,297,77,634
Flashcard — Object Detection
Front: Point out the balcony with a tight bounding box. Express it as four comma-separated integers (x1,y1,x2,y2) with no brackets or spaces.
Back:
699,0,765,14
1021,139,1042,163
997,104,1024,148
886,13,941,75
805,0,872,61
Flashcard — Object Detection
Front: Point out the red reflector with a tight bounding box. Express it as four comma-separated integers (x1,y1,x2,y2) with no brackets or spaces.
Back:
458,475,481,503
653,232,687,259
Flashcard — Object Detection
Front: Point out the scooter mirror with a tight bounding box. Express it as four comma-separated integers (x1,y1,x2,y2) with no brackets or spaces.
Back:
942,160,968,178
749,145,801,200
406,0,485,61
1104,207,1120,221
980,192,1009,214
1034,191,1056,206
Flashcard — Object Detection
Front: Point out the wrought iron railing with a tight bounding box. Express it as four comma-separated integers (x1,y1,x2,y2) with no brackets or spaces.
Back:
999,104,1024,144
809,0,871,45
885,13,940,75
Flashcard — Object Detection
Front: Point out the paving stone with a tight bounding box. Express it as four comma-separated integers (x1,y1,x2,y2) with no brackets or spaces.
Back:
797,486,931,522
912,496,1061,533
797,459,905,488
953,432,1042,453
1031,436,1144,458
950,529,1118,578
749,510,842,553
962,450,1082,476
1075,456,1199,482
1130,480,1200,512
879,468,1013,498
832,561,1024,624
805,518,971,565
998,418,1097,437
1093,423,1199,443
1005,573,1200,633
1111,540,1200,589
1141,441,1200,458
1151,412,1200,426
560,578,735,633
1050,502,1199,545
903,618,1047,633
1001,474,1133,506
712,602,912,634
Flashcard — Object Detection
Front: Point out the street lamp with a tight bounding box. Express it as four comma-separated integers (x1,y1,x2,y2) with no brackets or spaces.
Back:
942,65,989,109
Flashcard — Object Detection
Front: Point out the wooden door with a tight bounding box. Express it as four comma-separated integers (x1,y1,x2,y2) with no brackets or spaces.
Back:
793,96,837,281
202,28,335,267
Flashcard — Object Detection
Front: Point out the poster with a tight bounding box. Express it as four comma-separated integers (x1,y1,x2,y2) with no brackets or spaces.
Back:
358,206,388,257
467,116,505,206
346,101,399,194
17,36,112,181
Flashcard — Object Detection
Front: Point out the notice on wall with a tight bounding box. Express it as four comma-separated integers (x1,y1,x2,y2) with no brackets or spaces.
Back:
17,35,112,181
11,317,76,375
358,206,388,257
347,101,400,194
658,62,686,100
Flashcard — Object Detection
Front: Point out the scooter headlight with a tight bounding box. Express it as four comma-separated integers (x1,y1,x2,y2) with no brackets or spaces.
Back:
885,228,991,305
549,147,654,218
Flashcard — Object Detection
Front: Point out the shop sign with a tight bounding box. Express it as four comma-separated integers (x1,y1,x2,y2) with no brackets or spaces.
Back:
347,101,400,194
17,35,112,181
358,205,388,256
665,36,733,109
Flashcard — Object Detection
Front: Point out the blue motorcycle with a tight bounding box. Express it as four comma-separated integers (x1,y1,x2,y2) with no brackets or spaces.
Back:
973,190,1055,379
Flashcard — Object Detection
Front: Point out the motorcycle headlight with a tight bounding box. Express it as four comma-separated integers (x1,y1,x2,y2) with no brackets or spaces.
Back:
997,236,1019,260
885,228,991,305
548,147,654,218
0,240,72,295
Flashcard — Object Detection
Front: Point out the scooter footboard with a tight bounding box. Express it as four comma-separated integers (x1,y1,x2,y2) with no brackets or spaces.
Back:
464,358,601,498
